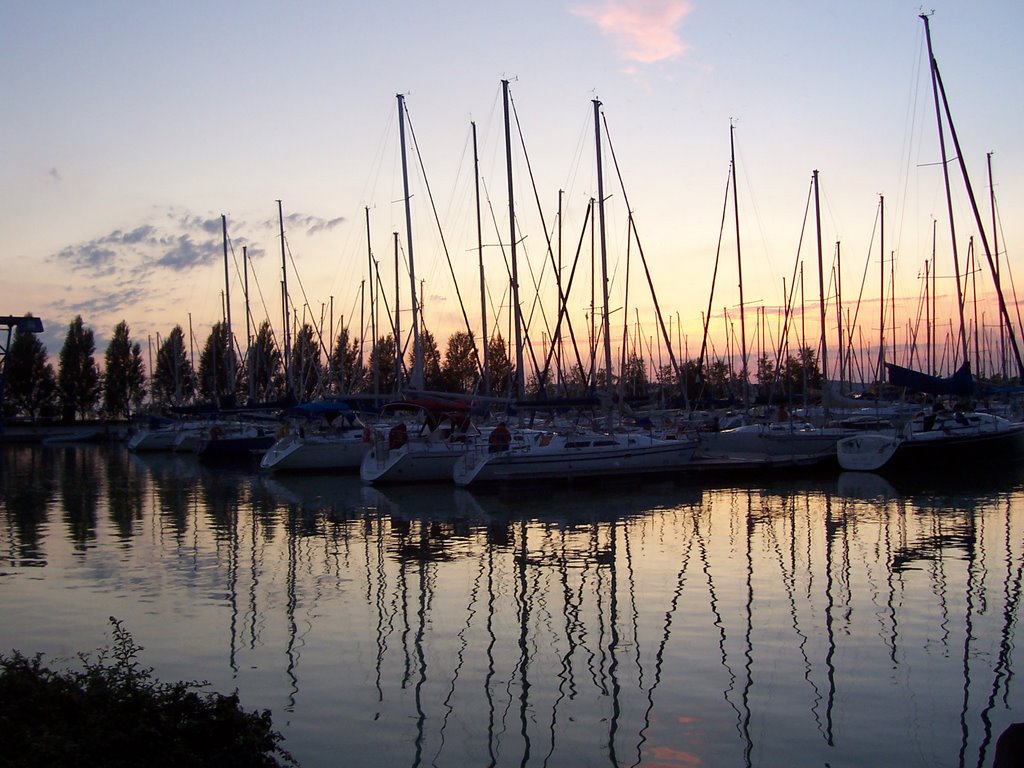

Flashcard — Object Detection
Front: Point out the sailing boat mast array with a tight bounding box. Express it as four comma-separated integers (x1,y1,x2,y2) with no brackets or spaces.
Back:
729,123,749,407
277,200,291,398
593,98,615,426
920,12,1024,380
396,93,423,391
472,121,490,396
503,79,526,402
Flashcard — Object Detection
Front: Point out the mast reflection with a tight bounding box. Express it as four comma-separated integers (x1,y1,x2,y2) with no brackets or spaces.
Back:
1,444,1022,768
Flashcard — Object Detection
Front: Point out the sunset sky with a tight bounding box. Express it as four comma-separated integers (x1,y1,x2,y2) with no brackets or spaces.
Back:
4,1,1022,381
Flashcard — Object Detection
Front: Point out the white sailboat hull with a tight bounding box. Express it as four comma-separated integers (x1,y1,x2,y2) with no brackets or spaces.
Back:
261,432,369,473
453,432,696,487
360,438,469,484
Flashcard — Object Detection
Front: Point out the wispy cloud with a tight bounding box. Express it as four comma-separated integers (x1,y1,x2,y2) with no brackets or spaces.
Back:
280,212,346,237
306,215,346,235
50,214,229,278
153,234,220,271
571,0,692,67
41,205,333,348
52,285,150,320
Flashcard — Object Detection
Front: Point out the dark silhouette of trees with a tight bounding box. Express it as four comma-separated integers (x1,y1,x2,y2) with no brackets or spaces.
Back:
782,346,822,398
704,358,732,400
3,318,56,420
620,352,649,399
244,320,284,403
418,330,444,391
102,321,146,418
442,331,479,393
57,316,101,421
290,323,323,402
328,326,362,395
197,322,239,406
487,335,512,397
152,326,195,407
368,335,397,394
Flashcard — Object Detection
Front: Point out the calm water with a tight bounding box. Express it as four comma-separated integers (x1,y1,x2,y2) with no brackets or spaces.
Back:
1,443,1022,767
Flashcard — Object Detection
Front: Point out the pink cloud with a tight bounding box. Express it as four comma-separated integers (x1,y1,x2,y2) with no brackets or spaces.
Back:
571,0,692,64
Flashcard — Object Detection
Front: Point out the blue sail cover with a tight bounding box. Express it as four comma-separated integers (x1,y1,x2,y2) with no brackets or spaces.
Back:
885,361,974,396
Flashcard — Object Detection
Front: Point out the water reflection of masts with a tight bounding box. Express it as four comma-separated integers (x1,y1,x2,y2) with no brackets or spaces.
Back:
606,521,621,768
976,497,1023,766
957,509,979,768
433,541,484,765
485,526,498,768
767,492,827,740
412,547,429,768
740,493,754,768
515,520,532,767
822,492,838,746
632,508,697,768
371,512,389,715
284,508,299,712
545,525,579,767
700,496,745,746
228,491,239,677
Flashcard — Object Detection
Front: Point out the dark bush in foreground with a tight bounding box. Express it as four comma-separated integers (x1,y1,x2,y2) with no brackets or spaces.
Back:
0,618,296,767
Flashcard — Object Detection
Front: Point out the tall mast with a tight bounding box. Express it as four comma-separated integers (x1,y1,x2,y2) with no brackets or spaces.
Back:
393,231,402,392
221,214,235,402
987,152,1006,379
923,14,1024,379
503,80,525,401
835,241,844,390
594,98,615,427
244,245,254,402
729,122,749,407
877,195,885,381
813,170,829,390
397,93,423,390
359,280,365,394
557,189,564,391
930,220,937,374
277,200,291,396
921,14,969,368
366,207,378,398
473,120,490,396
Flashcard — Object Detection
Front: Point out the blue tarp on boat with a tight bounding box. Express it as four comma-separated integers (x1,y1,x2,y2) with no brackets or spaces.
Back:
886,361,974,396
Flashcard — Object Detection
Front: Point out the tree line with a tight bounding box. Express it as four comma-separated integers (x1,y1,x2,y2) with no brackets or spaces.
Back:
2,315,515,422
3,314,823,422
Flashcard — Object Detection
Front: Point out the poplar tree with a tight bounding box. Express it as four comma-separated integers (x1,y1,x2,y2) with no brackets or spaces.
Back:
103,320,146,418
290,323,323,402
153,326,195,407
419,330,444,391
367,335,397,394
327,326,362,395
442,331,479,393
4,320,56,420
197,322,238,406
245,320,284,403
57,316,101,421
487,335,513,397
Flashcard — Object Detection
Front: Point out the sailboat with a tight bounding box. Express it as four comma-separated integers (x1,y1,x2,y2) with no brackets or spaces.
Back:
692,167,875,470
195,214,278,464
359,398,486,484
837,15,1024,474
260,400,370,473
837,408,1024,473
358,95,491,485
453,97,697,488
